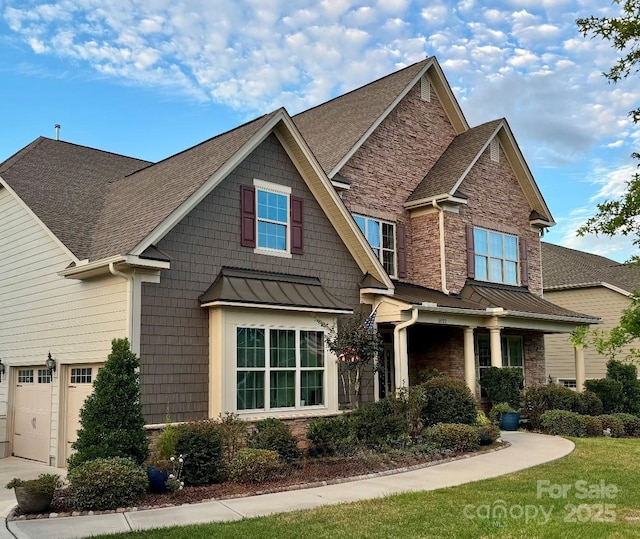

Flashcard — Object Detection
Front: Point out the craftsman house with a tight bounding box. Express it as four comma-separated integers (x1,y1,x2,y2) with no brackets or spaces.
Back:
0,57,596,467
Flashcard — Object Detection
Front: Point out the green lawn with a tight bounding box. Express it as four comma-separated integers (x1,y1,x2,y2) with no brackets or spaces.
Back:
94,438,640,539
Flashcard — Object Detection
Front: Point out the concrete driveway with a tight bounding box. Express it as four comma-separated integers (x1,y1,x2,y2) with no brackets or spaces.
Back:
0,457,65,518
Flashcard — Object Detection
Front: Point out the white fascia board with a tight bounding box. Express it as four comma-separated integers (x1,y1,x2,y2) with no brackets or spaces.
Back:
331,180,351,190
58,254,170,278
0,176,80,264
131,110,288,256
199,301,352,314
545,281,632,298
359,287,395,296
500,309,601,325
404,193,468,211
275,113,394,290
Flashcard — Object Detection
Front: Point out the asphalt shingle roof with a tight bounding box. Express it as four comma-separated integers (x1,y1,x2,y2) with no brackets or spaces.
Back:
541,242,639,293
293,59,431,175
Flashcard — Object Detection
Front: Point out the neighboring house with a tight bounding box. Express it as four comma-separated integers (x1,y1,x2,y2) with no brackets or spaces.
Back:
0,57,597,467
542,242,639,386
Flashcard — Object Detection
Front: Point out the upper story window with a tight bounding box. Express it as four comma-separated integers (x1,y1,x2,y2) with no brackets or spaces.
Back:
353,214,396,277
240,180,304,257
473,227,518,285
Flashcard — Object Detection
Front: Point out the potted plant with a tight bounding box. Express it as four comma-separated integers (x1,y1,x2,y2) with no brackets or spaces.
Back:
491,402,521,431
6,473,62,513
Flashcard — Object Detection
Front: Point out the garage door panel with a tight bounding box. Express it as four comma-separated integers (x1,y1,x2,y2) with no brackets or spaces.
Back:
13,368,52,463
66,364,102,462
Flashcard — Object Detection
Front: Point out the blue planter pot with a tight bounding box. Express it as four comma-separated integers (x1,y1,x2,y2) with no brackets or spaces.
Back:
146,466,169,493
499,412,521,431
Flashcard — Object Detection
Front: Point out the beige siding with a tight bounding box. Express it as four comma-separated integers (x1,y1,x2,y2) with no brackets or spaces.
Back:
544,287,634,381
0,187,128,465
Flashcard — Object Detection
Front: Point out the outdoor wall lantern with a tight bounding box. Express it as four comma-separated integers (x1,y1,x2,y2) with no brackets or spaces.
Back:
0,359,5,382
45,352,57,375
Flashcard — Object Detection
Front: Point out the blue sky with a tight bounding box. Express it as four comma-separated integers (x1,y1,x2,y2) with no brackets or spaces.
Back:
1,0,638,261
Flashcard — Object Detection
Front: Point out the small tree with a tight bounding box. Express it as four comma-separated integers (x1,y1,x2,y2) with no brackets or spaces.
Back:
67,338,148,470
321,310,382,407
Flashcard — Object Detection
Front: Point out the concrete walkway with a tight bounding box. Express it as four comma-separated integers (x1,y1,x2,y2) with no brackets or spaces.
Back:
3,432,574,539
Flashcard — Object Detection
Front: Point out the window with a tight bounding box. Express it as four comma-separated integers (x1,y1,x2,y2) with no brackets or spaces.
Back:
353,214,396,277
257,187,289,252
236,327,325,411
18,369,34,383
559,379,577,389
473,227,518,285
71,368,93,384
476,334,524,385
38,369,52,384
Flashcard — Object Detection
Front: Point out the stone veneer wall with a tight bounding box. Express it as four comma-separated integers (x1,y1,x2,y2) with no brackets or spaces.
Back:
337,81,457,282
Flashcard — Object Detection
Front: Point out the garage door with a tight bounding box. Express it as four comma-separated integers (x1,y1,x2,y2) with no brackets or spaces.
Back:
66,365,102,463
13,368,52,463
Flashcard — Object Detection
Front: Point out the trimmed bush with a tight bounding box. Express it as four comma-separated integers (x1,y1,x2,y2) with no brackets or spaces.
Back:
579,390,604,416
583,415,604,437
598,415,625,438
479,367,523,408
539,410,587,437
307,415,355,456
424,423,480,453
68,457,147,511
217,412,248,465
249,418,300,462
421,377,478,427
175,420,225,485
477,424,501,445
352,399,407,448
612,413,640,437
229,449,280,483
606,360,640,415
584,379,625,414
68,338,148,470
523,384,582,430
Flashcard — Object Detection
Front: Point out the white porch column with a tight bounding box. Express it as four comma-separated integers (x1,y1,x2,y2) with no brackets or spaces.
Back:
489,327,502,368
394,326,410,389
463,327,477,397
574,345,586,392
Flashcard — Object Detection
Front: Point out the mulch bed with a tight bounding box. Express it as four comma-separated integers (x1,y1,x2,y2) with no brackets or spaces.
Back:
11,443,507,520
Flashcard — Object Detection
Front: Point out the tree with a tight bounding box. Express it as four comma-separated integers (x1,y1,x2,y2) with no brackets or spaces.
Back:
576,1,640,252
591,292,640,362
67,338,149,470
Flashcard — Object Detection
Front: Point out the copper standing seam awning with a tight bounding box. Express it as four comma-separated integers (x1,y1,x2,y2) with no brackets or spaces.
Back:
199,267,352,313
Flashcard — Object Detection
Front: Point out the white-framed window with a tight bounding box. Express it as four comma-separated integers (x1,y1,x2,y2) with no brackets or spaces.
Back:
254,179,291,255
473,227,518,285
353,214,396,277
476,334,525,385
559,379,577,390
236,327,325,411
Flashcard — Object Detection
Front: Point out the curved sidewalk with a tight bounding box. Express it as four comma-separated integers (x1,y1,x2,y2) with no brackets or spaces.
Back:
4,432,574,539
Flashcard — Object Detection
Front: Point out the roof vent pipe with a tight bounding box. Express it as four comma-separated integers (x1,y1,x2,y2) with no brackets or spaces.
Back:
54,124,61,141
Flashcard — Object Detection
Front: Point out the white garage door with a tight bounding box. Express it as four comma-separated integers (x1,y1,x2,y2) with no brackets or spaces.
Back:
13,368,52,463
66,365,102,463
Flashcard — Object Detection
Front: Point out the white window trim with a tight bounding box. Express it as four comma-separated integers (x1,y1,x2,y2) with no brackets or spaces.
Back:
235,325,327,413
473,226,519,285
475,334,525,382
253,179,293,258
353,213,397,278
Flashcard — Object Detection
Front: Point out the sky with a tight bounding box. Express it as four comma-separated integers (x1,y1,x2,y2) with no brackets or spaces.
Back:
1,0,638,262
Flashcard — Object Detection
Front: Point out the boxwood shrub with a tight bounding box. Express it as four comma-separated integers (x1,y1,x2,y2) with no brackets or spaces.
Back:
598,415,625,438
352,399,407,448
583,415,604,437
175,420,225,485
539,410,587,437
229,448,280,483
421,377,478,427
68,457,147,511
249,418,300,462
477,424,501,445
424,423,479,453
307,415,355,456
523,384,583,430
612,413,640,437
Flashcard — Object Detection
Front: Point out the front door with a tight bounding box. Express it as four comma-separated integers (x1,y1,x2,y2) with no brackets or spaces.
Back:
378,330,395,399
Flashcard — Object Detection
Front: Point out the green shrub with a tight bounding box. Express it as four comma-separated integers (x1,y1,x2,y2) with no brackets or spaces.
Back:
583,415,604,437
421,377,478,427
352,399,407,448
612,413,640,437
579,390,604,416
523,384,583,429
584,379,625,414
606,360,640,415
229,449,280,483
479,367,523,408
424,423,480,453
598,415,625,438
477,424,501,445
539,410,587,437
388,385,427,438
156,416,178,460
68,457,147,511
307,415,355,456
175,420,225,485
6,474,62,495
218,412,248,465
68,338,148,470
249,418,300,462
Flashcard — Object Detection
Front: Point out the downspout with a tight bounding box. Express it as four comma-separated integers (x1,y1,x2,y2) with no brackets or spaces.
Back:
109,262,136,355
431,200,449,294
393,307,419,389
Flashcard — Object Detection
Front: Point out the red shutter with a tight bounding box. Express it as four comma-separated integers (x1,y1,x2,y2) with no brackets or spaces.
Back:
290,196,304,254
396,221,407,278
240,186,256,248
466,224,475,279
519,238,529,287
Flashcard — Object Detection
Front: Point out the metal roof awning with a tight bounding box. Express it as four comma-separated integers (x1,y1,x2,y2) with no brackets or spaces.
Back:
199,267,352,313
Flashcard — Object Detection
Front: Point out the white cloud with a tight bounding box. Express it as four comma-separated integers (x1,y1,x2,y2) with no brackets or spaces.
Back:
589,164,638,200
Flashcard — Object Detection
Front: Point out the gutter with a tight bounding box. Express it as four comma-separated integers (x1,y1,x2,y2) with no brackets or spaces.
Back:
431,199,450,294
